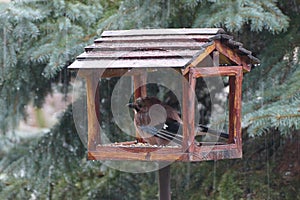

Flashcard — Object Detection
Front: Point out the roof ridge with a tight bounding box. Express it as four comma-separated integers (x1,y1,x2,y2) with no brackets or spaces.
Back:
101,28,225,37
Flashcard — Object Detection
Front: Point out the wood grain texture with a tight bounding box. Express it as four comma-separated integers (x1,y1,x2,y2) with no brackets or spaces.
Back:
86,71,101,151
68,59,190,69
182,43,216,75
101,28,224,37
215,40,251,72
87,143,242,161
228,76,235,144
190,66,242,78
84,66,244,161
133,72,147,143
69,28,260,162
228,66,243,154
85,42,205,52
89,146,185,161
234,69,243,151
69,28,258,71
182,72,196,159
95,35,214,43
191,144,242,161
77,50,198,60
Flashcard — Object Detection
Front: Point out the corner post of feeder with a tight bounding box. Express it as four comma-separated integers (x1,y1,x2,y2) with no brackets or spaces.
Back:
235,67,243,151
133,71,147,99
85,70,101,151
182,68,196,160
133,71,147,142
228,66,243,151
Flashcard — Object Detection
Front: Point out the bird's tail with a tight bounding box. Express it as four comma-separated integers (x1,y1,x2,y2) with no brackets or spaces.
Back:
139,124,229,146
196,124,229,139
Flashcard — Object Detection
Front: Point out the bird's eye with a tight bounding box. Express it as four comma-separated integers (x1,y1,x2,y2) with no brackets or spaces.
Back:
138,101,144,108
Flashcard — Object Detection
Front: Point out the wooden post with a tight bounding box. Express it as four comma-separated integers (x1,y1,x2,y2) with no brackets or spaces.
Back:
235,68,243,150
133,72,147,142
159,165,171,200
86,70,101,151
228,67,243,147
133,73,147,99
228,76,235,144
182,69,196,159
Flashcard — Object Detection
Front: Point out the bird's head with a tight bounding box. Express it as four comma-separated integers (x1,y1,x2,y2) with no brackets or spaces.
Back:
127,97,162,112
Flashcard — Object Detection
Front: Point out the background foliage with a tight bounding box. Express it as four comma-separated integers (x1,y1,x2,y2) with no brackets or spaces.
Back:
0,0,299,199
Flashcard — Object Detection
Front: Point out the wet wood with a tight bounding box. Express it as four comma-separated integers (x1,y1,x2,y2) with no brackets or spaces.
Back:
86,71,101,150
228,67,243,147
215,40,251,72
196,141,227,145
101,28,224,37
228,76,235,144
182,43,216,75
111,140,138,145
182,72,196,159
95,35,215,43
236,71,243,151
68,58,190,69
89,146,185,161
101,68,160,78
190,66,243,149
70,28,258,73
77,68,147,79
190,66,242,78
85,42,205,52
133,72,147,142
68,28,259,162
101,68,130,78
133,73,147,99
228,68,243,149
191,144,242,161
87,143,242,161
77,50,199,60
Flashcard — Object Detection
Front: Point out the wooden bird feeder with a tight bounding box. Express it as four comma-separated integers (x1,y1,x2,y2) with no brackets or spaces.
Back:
68,28,259,162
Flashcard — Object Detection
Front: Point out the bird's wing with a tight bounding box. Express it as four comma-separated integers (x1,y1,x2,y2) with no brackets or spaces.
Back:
139,118,183,145
164,105,183,124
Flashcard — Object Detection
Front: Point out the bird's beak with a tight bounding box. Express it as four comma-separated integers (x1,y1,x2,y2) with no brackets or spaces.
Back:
126,102,135,108
127,102,140,112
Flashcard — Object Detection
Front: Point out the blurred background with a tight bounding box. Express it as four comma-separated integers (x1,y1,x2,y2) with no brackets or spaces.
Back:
0,0,299,199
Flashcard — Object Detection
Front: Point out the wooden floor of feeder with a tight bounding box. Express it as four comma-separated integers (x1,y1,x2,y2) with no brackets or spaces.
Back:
87,139,242,162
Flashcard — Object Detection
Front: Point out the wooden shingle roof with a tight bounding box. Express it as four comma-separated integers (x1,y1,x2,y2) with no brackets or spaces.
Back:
68,28,259,71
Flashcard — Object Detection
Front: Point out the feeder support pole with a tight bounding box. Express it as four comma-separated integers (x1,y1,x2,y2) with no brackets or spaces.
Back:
159,165,171,200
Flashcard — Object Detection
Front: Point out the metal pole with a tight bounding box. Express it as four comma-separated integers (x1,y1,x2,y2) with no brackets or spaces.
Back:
158,164,171,200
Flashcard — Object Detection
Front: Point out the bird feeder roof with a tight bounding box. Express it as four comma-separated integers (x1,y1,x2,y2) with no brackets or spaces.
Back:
68,28,259,71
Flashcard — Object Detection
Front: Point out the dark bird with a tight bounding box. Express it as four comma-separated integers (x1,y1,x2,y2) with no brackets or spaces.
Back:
127,96,228,146
127,96,182,145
